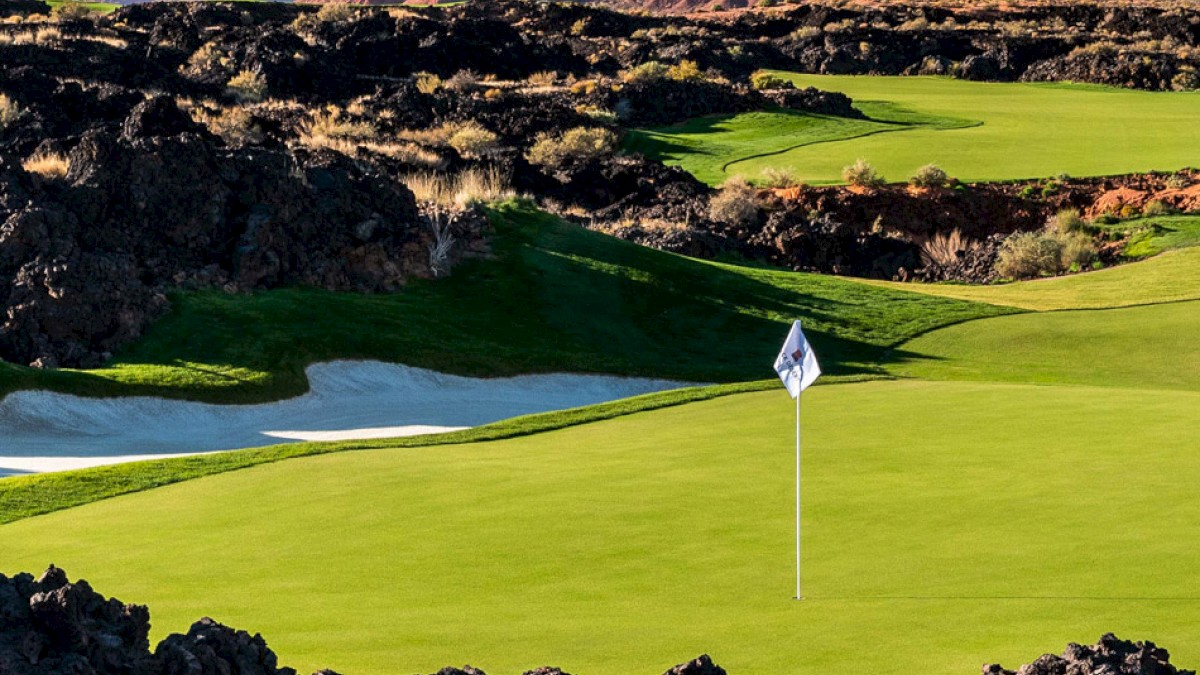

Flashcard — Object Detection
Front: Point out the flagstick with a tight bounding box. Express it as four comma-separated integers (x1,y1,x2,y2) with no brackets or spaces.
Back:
795,390,802,600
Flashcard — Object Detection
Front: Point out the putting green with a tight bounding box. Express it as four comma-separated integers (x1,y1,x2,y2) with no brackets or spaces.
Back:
632,75,1200,186
4,381,1200,675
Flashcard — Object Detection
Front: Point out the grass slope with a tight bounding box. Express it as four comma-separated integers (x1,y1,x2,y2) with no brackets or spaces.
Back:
890,300,1200,391
634,75,1200,186
854,246,1200,311
622,102,974,186
4,382,1199,675
0,201,1009,403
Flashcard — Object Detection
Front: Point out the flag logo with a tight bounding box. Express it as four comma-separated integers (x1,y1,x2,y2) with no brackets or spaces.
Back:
774,320,821,399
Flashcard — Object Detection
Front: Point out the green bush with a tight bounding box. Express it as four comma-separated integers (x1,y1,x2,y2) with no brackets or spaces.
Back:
749,70,790,90
909,164,948,188
842,159,884,188
526,127,618,168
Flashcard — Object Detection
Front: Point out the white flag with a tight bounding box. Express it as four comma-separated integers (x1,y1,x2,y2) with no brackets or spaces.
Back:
774,320,821,398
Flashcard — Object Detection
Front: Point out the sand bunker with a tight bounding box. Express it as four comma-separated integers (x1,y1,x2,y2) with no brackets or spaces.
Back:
0,362,687,476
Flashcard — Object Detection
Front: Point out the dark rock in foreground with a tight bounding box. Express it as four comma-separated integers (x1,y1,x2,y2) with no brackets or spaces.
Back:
0,565,735,675
984,633,1195,675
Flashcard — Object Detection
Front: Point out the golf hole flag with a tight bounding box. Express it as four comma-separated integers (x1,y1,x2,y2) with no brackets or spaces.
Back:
774,320,821,398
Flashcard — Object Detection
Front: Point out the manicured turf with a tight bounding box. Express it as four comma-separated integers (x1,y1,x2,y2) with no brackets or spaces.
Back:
0,201,1010,403
622,102,974,186
44,0,120,13
854,246,1200,311
890,300,1200,391
631,75,1200,186
4,381,1199,675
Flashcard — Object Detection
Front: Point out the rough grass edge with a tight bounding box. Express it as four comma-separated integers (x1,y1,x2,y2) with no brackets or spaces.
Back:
0,376,870,526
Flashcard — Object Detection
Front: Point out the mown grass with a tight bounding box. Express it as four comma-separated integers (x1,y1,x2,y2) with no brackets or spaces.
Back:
4,381,1199,675
623,101,974,186
633,75,1200,186
890,300,1200,391
854,246,1200,311
0,201,1010,403
44,0,120,13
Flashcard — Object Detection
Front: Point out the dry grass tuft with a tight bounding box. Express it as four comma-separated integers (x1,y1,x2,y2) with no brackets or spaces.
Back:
919,229,976,267
402,166,512,209
22,150,70,179
0,93,24,130
298,105,377,148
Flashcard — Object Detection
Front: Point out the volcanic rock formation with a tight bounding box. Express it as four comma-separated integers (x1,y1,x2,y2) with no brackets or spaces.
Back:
983,633,1195,675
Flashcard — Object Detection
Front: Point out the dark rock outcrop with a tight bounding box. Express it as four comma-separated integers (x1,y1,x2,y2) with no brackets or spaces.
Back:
984,633,1195,675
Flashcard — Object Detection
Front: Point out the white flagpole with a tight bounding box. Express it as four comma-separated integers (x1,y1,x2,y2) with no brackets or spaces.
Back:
795,389,802,600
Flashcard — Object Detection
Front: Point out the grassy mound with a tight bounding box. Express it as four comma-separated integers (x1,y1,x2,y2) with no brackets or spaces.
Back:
0,201,1009,403
4,381,1199,675
632,75,1200,186
855,246,1200,311
891,300,1200,391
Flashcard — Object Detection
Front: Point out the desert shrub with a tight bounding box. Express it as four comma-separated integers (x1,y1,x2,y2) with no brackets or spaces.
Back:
994,231,1063,279
1058,231,1097,270
577,105,618,124
316,3,354,23
225,70,267,103
447,123,499,158
525,127,618,168
1170,68,1199,92
1142,199,1172,217
1164,173,1191,190
667,59,703,82
824,18,856,32
909,163,948,188
443,70,479,92
749,70,790,90
758,0,778,8
51,2,92,21
0,93,23,131
569,18,589,36
621,61,669,84
760,166,799,189
1048,208,1086,234
528,71,557,87
414,72,442,95
193,106,264,146
708,176,760,226
994,229,1097,279
842,159,884,188
22,150,69,179
897,17,929,31
569,79,597,95
789,26,822,40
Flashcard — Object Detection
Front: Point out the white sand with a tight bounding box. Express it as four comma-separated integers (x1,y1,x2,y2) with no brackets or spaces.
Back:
0,362,687,476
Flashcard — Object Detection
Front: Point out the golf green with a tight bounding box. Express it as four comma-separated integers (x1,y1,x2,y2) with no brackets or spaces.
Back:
630,75,1200,186
4,380,1199,675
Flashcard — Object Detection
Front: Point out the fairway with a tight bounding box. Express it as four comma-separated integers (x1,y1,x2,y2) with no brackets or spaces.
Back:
630,75,1200,185
3,381,1200,675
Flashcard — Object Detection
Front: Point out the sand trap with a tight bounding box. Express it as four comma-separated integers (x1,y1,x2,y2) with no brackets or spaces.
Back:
0,362,687,477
